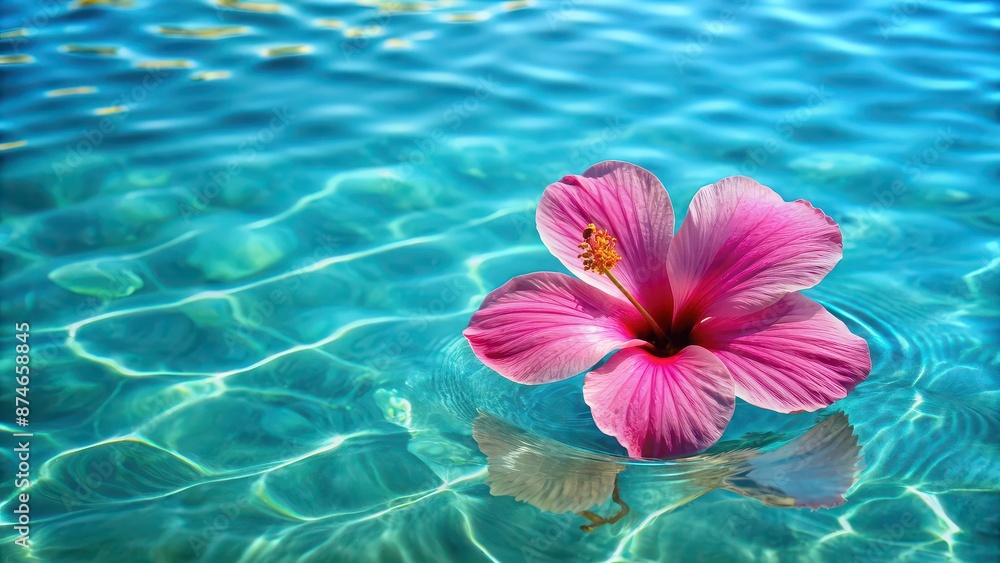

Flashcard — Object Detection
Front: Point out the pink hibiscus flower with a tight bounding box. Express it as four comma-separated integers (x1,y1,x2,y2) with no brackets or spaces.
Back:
463,161,871,458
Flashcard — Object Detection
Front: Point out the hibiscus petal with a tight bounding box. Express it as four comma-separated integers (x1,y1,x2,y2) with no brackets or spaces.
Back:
583,346,735,458
692,293,871,413
666,176,843,325
464,272,646,385
536,161,674,316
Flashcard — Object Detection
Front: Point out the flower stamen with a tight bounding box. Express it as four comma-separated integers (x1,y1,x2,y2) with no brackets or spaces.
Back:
578,223,622,274
579,223,668,345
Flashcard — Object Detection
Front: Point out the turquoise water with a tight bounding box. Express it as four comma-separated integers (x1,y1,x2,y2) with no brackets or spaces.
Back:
1,0,998,560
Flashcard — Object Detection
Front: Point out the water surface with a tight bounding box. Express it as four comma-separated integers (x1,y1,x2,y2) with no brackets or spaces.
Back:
0,0,998,561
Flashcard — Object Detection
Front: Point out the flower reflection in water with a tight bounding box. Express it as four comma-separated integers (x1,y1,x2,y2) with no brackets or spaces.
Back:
473,412,862,532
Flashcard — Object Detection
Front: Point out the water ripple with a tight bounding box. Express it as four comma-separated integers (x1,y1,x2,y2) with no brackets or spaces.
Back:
0,0,996,560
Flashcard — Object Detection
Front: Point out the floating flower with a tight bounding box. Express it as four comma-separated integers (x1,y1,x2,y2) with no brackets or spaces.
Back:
464,161,871,458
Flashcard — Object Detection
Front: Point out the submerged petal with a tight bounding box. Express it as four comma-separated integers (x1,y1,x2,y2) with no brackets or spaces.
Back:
464,272,645,385
583,346,735,458
536,161,674,317
693,293,871,413
666,176,843,325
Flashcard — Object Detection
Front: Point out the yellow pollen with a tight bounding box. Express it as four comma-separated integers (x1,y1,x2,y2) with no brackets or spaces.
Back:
577,223,621,274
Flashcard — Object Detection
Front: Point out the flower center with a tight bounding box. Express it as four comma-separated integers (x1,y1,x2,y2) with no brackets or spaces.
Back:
578,223,669,346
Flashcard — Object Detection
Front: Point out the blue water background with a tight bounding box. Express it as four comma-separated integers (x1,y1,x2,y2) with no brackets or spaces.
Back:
1,0,998,561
